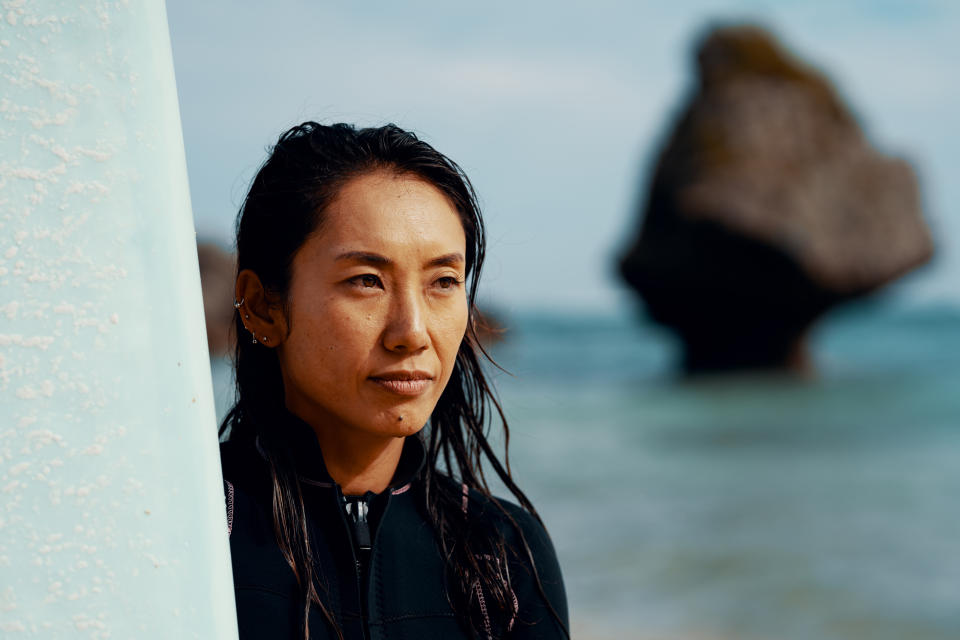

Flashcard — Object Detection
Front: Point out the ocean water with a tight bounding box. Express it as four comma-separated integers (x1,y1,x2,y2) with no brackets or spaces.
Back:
484,303,960,640
211,302,960,640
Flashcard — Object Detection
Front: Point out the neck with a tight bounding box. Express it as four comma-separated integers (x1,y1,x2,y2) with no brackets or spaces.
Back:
294,413,405,495
323,434,405,495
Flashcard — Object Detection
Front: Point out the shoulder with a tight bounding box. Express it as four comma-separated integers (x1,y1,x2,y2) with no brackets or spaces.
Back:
219,438,253,473
458,486,562,584
219,439,273,538
460,484,570,636
460,485,547,545
219,438,270,489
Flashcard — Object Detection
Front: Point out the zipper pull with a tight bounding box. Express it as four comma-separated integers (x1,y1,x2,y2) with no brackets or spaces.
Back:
344,496,371,550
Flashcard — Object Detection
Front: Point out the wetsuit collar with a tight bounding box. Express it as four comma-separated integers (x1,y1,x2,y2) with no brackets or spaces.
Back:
264,407,427,492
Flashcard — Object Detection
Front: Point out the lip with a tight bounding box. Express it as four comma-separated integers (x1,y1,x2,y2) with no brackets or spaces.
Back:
368,370,434,396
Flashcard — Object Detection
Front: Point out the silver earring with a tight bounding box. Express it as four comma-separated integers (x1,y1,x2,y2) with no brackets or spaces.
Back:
261,336,269,343
252,334,257,344
233,297,244,309
244,314,250,319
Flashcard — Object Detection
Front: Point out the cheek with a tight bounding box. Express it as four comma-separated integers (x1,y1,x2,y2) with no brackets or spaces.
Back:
436,299,469,362
288,298,377,377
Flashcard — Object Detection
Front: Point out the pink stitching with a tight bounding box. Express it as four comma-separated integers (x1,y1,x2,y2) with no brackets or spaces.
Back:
225,480,235,537
480,555,518,631
390,482,411,496
475,581,493,639
507,561,518,631
462,483,518,635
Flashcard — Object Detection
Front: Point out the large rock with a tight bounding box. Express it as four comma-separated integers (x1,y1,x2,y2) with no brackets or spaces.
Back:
619,24,933,372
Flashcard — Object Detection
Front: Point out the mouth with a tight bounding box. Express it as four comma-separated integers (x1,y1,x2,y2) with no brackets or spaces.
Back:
368,370,434,396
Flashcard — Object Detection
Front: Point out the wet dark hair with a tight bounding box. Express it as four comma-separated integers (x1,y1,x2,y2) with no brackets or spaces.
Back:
220,122,567,639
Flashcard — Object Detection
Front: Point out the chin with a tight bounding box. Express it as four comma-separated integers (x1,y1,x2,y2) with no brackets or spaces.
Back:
366,406,431,438
394,420,427,438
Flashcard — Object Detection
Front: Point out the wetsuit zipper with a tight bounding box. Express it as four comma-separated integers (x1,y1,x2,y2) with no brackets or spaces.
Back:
343,494,372,640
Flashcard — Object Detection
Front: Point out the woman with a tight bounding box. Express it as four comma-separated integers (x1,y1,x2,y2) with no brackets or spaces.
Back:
219,122,569,640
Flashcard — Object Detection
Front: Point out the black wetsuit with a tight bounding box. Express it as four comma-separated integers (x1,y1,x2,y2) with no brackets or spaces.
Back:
220,410,568,640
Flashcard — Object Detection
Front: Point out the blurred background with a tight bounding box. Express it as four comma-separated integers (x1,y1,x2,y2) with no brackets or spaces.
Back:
166,2,959,639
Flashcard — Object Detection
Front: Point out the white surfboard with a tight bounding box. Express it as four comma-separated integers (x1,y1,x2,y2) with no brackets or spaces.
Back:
0,1,238,637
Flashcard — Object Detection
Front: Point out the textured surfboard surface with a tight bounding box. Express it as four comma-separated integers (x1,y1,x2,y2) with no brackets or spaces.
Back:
0,1,238,637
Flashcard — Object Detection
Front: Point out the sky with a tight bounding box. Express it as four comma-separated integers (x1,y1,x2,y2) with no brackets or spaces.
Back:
166,0,959,313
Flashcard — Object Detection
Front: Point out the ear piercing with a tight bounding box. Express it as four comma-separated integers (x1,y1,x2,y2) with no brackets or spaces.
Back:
234,298,251,319
236,297,268,345
248,331,269,345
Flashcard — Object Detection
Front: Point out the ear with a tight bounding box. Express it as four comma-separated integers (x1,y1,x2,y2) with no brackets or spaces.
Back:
234,269,287,347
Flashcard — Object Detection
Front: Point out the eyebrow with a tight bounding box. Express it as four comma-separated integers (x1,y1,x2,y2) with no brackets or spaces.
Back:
425,252,465,268
335,251,391,265
335,251,465,269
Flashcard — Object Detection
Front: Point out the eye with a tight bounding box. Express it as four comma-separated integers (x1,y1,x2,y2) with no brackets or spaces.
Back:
434,276,463,290
350,274,383,289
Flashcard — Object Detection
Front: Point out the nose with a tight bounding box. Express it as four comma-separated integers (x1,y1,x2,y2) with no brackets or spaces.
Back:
382,289,429,354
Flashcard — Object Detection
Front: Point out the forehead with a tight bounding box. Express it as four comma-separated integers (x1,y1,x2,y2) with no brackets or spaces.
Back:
314,170,466,258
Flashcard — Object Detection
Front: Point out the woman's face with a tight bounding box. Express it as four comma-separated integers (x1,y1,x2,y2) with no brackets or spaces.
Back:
275,170,469,441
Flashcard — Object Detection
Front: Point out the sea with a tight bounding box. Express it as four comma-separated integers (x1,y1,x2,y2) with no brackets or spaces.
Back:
210,301,960,640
